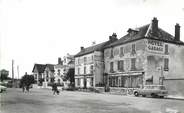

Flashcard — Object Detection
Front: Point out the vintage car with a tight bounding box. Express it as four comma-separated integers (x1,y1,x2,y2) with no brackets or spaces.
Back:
0,85,7,93
133,85,168,98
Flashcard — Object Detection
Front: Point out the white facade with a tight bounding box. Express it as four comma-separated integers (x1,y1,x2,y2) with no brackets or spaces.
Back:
75,51,104,88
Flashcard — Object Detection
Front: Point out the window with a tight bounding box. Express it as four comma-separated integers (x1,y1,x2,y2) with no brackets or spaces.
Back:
78,78,80,86
118,60,124,72
131,44,136,55
84,66,86,74
110,48,114,58
164,58,169,71
78,58,80,65
46,71,49,81
90,65,93,74
91,78,93,86
84,57,87,64
91,55,94,61
34,74,37,80
110,62,114,73
131,58,136,71
57,69,60,76
165,44,169,54
120,47,124,57
78,68,80,75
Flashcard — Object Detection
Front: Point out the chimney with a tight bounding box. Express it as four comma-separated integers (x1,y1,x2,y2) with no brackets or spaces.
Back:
175,23,180,41
109,33,118,42
80,46,84,51
151,17,158,35
58,57,63,65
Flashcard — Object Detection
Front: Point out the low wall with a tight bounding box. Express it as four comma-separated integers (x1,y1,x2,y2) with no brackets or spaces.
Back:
95,87,138,95
163,79,184,96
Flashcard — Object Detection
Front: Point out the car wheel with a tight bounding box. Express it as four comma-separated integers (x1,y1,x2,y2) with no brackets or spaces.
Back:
134,92,139,97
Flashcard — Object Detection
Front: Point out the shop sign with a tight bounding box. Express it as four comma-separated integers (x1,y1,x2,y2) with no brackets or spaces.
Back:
147,39,164,53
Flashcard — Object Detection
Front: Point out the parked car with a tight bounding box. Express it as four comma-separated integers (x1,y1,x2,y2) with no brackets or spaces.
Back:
133,85,168,98
0,85,7,93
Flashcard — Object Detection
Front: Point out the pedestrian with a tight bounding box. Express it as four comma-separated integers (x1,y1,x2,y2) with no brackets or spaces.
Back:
22,84,25,93
52,83,59,95
26,85,29,92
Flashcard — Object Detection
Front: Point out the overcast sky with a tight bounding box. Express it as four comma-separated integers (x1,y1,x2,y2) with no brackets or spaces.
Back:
0,0,184,78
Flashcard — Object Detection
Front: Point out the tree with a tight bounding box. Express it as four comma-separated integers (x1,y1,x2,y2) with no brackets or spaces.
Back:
20,73,35,87
66,68,75,88
0,69,9,81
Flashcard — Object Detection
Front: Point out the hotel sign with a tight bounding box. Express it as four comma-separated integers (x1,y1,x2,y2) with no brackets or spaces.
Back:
147,39,164,53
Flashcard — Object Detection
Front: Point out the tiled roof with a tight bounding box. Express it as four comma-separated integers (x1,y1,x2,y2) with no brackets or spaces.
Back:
74,41,108,57
105,24,184,48
32,64,46,73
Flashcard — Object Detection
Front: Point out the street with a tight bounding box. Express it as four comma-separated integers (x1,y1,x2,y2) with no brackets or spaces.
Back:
0,88,184,113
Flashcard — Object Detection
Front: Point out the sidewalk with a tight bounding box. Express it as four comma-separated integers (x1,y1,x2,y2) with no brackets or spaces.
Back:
166,95,184,100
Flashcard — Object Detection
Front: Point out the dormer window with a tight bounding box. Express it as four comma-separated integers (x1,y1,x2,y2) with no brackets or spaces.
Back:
127,28,138,37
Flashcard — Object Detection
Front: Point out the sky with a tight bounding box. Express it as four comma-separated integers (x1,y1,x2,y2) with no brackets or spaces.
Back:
0,0,184,78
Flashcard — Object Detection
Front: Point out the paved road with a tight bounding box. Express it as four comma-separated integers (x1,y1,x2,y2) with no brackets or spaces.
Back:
0,88,184,113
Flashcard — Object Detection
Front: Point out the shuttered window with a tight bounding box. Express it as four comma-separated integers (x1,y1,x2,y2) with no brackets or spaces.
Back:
120,47,124,57
131,58,136,71
110,62,114,73
164,58,169,71
118,60,124,72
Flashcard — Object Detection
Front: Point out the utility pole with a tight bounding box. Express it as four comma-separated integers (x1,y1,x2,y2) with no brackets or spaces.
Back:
12,60,14,87
17,65,19,79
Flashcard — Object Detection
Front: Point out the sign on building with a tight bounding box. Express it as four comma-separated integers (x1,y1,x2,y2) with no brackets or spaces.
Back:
147,39,164,53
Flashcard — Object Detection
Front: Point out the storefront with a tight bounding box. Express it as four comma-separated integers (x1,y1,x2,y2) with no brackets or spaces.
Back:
108,74,143,88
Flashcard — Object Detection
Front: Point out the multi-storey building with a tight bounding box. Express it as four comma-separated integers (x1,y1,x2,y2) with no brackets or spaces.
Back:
54,54,75,87
74,34,118,88
104,18,184,95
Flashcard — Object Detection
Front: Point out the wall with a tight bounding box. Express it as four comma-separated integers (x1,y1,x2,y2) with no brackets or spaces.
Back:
145,39,184,85
104,39,146,74
164,79,184,96
94,51,104,85
75,53,94,75
166,43,184,78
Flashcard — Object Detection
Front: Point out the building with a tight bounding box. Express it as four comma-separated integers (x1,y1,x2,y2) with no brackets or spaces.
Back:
32,63,55,88
74,33,118,88
54,58,64,84
44,64,55,83
104,18,184,95
32,64,46,86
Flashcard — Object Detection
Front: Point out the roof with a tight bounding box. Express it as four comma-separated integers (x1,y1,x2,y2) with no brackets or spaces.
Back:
45,64,55,72
74,41,108,57
68,60,74,65
32,64,46,73
105,24,184,48
75,33,118,57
